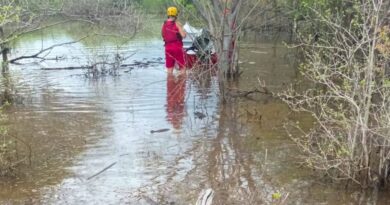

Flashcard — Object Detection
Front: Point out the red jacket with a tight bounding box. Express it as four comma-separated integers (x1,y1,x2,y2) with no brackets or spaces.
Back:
161,20,183,47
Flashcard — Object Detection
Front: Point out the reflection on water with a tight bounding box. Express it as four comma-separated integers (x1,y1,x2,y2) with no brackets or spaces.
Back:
166,73,186,130
0,21,389,205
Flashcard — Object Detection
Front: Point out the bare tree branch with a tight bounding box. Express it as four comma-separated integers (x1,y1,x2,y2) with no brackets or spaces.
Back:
9,35,89,64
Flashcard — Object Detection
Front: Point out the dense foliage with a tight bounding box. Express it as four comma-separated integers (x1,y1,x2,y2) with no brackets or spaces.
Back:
281,0,390,188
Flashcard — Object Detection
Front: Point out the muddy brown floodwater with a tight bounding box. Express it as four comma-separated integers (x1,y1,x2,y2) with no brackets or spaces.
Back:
0,21,389,205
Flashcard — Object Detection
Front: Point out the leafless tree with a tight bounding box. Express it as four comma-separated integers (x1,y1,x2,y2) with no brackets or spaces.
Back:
191,0,242,80
280,0,390,188
0,0,142,72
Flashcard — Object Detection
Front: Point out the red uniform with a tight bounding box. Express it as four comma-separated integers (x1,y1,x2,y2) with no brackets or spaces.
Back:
162,20,185,69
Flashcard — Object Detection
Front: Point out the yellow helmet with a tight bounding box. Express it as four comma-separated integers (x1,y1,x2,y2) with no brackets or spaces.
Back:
167,6,178,17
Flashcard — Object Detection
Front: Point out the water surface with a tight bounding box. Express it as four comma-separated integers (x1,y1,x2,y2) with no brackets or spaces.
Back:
0,20,388,205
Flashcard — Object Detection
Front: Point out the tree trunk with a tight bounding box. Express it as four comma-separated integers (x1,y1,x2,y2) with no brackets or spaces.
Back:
0,27,9,72
192,0,242,80
220,31,237,78
1,47,9,72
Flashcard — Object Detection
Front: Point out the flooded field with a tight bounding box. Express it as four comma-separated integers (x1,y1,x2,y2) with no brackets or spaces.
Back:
0,20,389,204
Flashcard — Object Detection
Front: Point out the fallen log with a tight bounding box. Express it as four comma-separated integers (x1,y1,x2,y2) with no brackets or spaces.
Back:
41,61,161,70
41,66,92,70
150,128,170,133
228,88,271,98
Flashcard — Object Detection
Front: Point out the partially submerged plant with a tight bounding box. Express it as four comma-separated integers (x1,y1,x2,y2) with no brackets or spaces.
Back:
280,0,390,188
0,106,16,177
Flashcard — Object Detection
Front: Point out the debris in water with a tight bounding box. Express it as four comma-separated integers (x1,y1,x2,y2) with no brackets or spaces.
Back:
150,128,170,133
272,192,282,200
141,196,159,205
250,50,268,54
87,162,117,180
196,188,214,205
194,111,206,119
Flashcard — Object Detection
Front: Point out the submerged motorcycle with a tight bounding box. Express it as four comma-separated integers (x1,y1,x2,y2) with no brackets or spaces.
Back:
183,23,217,68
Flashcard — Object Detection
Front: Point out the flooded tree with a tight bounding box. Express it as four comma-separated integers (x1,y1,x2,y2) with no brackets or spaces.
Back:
62,0,142,30
281,0,390,188
0,3,20,71
0,0,142,72
187,0,290,101
191,0,242,79
0,1,66,71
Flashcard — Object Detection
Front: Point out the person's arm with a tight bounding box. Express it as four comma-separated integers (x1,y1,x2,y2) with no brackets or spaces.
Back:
161,23,165,39
176,21,186,38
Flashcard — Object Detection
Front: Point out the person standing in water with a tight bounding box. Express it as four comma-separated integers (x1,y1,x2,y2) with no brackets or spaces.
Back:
161,6,187,74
